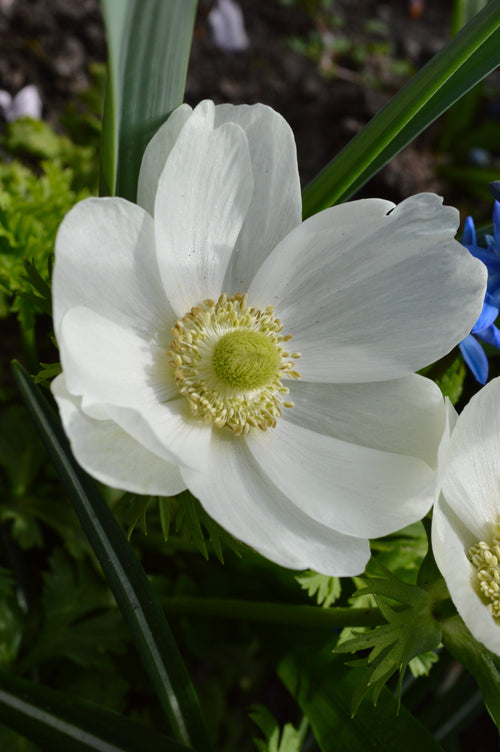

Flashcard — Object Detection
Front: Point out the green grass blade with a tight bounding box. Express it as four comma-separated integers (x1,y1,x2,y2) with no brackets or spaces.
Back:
11,361,211,752
302,1,500,217
100,0,197,200
0,671,191,752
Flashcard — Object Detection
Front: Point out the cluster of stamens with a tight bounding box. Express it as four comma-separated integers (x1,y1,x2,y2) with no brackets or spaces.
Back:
467,529,500,618
168,293,301,435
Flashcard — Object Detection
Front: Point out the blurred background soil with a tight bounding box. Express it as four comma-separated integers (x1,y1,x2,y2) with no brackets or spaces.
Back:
2,0,497,212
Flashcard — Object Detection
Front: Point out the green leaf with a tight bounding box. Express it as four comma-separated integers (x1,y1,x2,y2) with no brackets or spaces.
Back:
250,704,305,752
0,670,191,752
0,406,46,497
100,0,197,200
295,571,341,608
0,569,24,668
435,355,466,405
302,1,500,216
335,565,442,712
19,549,128,672
11,361,211,751
278,647,445,752
441,614,500,730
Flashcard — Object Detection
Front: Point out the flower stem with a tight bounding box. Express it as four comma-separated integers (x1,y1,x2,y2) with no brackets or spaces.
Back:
162,597,385,628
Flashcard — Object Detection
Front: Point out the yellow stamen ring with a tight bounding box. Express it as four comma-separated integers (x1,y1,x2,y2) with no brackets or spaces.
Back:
467,527,500,618
168,293,301,435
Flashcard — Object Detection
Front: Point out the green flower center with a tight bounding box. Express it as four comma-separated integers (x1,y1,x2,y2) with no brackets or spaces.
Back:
168,293,301,435
467,529,500,618
212,330,281,389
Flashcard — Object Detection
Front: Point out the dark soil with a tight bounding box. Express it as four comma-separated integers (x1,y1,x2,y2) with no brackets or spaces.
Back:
0,0,471,202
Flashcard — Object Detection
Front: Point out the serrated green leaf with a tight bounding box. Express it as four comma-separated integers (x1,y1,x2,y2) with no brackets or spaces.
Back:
408,650,439,678
19,549,128,672
302,1,500,216
336,567,442,712
295,571,341,608
278,648,445,752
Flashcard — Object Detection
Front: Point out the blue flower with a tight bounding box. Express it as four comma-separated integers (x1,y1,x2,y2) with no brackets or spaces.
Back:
459,200,500,383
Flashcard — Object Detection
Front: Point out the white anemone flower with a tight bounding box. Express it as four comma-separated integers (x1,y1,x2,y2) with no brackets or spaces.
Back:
51,100,486,576
432,377,500,655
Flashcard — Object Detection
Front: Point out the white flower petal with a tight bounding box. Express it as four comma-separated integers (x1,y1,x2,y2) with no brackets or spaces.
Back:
441,377,500,541
154,100,254,315
57,309,212,472
53,197,173,336
249,193,486,381
214,103,302,291
286,374,445,468
52,374,186,496
59,306,177,410
432,498,500,656
208,0,249,52
246,416,435,539
101,398,213,472
182,430,370,576
11,84,42,120
137,103,193,216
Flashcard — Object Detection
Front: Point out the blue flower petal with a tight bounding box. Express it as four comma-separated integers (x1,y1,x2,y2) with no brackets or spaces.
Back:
494,200,500,252
459,335,489,385
462,215,477,246
472,299,500,333
477,323,500,349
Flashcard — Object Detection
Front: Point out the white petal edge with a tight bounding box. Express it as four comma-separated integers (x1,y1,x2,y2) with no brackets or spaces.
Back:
246,417,435,539
53,196,173,337
182,429,370,576
285,374,445,468
215,103,302,292
249,193,487,382
440,376,500,542
137,103,193,217
52,374,186,496
432,496,500,656
59,306,177,411
154,100,254,315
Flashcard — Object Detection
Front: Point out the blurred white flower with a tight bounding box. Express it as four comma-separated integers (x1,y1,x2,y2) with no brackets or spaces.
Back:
0,85,42,122
433,377,500,655
51,100,485,576
208,0,249,52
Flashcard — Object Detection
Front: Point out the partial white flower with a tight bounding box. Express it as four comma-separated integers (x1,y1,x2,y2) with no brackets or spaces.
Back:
0,85,42,122
52,100,486,576
208,0,249,52
433,377,500,655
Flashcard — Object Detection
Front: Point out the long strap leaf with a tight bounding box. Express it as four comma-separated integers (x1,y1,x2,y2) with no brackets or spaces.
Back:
12,361,211,752
0,671,191,752
302,1,500,217
100,0,197,200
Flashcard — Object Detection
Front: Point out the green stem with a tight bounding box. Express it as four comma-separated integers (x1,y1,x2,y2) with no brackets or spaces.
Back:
162,597,385,628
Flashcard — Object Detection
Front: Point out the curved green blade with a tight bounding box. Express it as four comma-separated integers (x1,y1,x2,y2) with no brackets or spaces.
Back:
0,671,191,752
11,361,211,752
302,1,500,217
100,0,197,200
